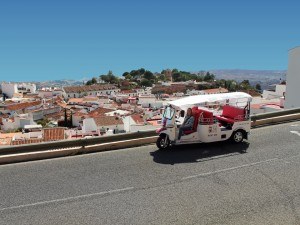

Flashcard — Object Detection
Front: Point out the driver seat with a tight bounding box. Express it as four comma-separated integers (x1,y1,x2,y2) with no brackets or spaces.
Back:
183,107,201,135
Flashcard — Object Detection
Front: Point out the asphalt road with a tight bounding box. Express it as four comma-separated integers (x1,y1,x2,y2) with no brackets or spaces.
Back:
1,122,300,225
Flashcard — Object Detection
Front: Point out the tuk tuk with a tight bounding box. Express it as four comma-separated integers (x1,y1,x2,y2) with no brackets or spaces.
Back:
156,92,252,150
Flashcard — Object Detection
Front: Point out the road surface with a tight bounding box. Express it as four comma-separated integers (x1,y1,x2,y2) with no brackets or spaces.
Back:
1,122,300,225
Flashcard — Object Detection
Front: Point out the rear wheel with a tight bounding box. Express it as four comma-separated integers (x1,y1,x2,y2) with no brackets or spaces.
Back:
231,130,244,143
156,135,170,150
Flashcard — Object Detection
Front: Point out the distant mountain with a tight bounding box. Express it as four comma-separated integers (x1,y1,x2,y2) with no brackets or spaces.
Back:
34,79,85,89
207,69,286,90
209,69,286,80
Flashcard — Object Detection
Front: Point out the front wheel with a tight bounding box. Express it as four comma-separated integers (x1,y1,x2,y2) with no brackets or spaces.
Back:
156,135,170,150
231,130,244,143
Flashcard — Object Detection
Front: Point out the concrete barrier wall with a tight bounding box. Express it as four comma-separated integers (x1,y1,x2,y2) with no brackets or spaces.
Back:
251,107,300,121
1,110,300,165
0,130,156,155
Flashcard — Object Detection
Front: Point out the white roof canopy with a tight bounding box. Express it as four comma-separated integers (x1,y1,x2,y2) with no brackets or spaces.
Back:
168,92,252,109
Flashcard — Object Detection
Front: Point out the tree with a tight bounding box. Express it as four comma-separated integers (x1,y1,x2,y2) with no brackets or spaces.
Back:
255,83,261,91
143,70,154,80
86,80,93,85
125,74,132,80
172,68,179,74
204,72,215,82
107,70,113,76
91,77,97,84
37,118,50,127
100,75,109,83
130,70,140,77
100,71,119,84
140,79,152,87
240,80,251,90
122,72,130,77
159,74,167,81
172,72,181,82
138,68,145,75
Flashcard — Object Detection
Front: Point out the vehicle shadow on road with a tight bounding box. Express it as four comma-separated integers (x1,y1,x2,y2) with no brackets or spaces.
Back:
150,141,250,165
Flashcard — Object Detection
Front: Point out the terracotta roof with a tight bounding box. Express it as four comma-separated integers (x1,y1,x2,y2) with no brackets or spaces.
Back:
73,111,88,117
203,88,228,94
68,98,84,104
44,111,65,120
63,84,118,93
121,90,136,94
6,101,42,111
0,137,12,146
89,108,114,117
93,116,124,127
43,128,65,141
83,96,99,101
0,132,20,138
131,114,145,124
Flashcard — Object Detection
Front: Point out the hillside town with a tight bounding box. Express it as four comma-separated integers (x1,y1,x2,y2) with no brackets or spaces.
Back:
0,69,286,147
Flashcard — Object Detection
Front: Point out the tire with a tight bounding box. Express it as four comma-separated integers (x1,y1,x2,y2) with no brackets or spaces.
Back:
156,135,170,150
231,130,244,143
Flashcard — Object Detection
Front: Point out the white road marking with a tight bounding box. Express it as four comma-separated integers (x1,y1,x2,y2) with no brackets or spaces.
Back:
290,131,300,136
182,158,278,180
291,124,299,127
0,187,134,212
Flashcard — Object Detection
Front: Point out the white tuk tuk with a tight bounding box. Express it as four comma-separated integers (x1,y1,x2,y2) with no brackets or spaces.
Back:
156,92,252,150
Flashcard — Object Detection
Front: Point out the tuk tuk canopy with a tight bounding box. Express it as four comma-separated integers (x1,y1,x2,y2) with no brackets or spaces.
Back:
168,92,252,110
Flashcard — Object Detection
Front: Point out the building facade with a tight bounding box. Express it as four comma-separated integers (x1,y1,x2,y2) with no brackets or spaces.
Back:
285,46,300,108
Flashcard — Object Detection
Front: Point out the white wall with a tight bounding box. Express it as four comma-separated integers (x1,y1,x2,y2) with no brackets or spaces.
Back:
1,83,17,98
82,118,98,133
1,114,36,131
285,47,300,108
122,116,136,132
72,115,83,127
21,83,36,93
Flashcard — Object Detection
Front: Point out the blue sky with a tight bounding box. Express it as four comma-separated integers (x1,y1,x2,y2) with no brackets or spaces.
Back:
0,0,299,82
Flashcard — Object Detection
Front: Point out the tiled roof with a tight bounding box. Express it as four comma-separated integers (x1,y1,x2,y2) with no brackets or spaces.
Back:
43,128,65,141
121,90,136,94
63,84,118,93
0,137,12,146
93,116,124,127
203,88,228,94
131,114,145,124
6,101,42,111
68,98,84,104
44,111,65,120
89,108,114,117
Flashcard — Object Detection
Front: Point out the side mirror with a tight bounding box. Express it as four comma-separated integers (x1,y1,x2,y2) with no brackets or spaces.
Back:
180,110,185,117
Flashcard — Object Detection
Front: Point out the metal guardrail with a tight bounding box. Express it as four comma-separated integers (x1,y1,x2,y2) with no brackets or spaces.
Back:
251,107,300,121
0,130,156,155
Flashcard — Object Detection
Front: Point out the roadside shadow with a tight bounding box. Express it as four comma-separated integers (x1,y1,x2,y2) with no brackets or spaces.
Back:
150,141,250,165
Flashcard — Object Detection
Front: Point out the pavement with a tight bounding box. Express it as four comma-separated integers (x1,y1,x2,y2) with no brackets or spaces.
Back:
0,122,300,225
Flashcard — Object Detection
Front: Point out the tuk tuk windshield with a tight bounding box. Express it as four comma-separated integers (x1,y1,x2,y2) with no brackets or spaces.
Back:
163,106,175,120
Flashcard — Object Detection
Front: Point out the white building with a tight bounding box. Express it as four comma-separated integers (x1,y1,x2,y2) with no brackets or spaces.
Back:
63,84,121,99
262,84,286,100
1,113,37,131
82,117,124,135
1,83,18,98
17,83,36,94
285,46,300,108
138,96,164,108
1,82,36,98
